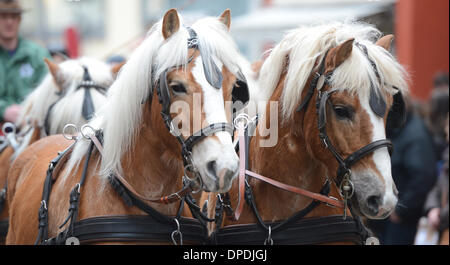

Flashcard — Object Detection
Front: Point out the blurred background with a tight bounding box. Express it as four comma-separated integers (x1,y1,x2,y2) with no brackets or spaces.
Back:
19,0,448,103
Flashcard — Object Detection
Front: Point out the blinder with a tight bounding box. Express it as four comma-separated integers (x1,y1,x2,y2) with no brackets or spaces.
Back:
386,89,406,129
356,42,406,129
231,78,250,113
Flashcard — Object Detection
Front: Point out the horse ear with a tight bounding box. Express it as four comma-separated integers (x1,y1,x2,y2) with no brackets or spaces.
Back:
332,38,355,69
376,34,395,52
162,9,180,40
111,61,126,77
44,58,64,91
219,9,231,31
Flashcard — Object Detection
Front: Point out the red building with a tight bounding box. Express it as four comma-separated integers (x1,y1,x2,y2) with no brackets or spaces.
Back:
396,0,449,101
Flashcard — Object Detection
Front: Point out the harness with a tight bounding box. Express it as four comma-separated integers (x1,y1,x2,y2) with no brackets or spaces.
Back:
34,27,245,245
211,119,370,245
211,43,402,245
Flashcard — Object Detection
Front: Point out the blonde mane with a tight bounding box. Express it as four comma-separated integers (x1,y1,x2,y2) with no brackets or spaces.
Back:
64,15,253,181
258,21,409,121
14,57,112,158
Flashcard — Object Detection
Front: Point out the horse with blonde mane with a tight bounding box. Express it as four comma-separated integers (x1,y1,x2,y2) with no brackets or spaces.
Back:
203,22,409,245
6,9,253,245
0,57,117,243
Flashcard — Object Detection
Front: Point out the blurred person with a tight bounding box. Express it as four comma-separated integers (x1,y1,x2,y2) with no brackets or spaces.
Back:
423,112,449,245
368,96,438,245
0,0,51,124
433,72,449,92
427,82,449,160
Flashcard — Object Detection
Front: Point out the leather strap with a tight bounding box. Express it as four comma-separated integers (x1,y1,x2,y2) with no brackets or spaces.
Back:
211,215,364,245
232,125,344,222
0,219,8,240
45,215,207,245
90,133,192,205
245,171,344,208
233,125,247,221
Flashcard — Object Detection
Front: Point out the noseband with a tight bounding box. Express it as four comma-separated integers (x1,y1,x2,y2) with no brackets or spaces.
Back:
43,66,108,136
297,46,394,216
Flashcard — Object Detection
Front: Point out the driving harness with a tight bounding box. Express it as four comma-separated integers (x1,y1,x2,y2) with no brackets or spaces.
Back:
211,42,403,245
34,27,249,245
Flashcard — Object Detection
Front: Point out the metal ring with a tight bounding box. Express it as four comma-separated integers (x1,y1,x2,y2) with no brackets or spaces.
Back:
41,200,48,211
80,124,96,140
2,122,16,135
339,178,355,199
171,219,183,245
365,237,380,246
183,169,202,194
184,164,198,177
264,226,274,246
75,183,81,194
63,124,79,141
233,114,250,131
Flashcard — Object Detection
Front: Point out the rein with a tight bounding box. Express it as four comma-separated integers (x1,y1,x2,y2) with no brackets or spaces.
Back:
211,117,371,245
232,118,344,223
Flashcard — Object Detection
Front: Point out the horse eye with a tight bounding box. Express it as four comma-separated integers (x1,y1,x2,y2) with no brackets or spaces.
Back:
170,83,186,94
333,105,354,120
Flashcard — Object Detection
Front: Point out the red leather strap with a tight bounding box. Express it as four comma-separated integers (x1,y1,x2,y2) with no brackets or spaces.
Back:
232,126,344,222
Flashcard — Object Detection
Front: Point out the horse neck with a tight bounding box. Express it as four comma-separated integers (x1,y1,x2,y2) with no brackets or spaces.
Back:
244,75,343,222
120,120,185,215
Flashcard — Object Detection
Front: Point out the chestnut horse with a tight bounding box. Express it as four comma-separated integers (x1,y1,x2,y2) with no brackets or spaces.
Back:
6,9,252,245
203,22,409,245
0,57,117,243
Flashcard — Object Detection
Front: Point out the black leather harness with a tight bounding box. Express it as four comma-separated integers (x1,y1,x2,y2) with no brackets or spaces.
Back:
35,132,209,245
210,215,366,245
210,44,401,245
34,27,239,246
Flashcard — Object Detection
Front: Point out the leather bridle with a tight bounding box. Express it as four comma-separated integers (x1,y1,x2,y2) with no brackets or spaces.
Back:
296,47,394,216
153,27,236,189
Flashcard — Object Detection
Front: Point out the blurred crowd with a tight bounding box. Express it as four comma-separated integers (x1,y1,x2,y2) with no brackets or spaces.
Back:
367,72,449,245
0,0,448,245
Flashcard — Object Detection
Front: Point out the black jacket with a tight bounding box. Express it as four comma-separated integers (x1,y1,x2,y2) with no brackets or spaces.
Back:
388,112,438,224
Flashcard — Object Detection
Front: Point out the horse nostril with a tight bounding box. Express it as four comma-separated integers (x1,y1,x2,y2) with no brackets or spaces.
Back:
207,161,217,178
367,195,382,215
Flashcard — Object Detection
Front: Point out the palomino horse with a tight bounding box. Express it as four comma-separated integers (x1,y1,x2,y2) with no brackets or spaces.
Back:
203,22,409,245
0,57,118,243
6,9,252,245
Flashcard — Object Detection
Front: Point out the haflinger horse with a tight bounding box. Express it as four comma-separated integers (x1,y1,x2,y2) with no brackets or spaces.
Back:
203,22,409,245
6,9,253,245
0,57,118,243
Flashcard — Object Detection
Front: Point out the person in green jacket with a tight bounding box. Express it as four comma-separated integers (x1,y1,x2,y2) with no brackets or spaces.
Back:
0,0,51,124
